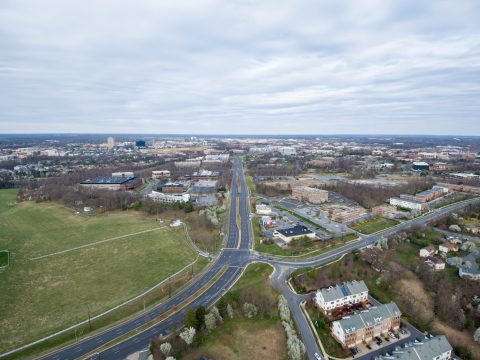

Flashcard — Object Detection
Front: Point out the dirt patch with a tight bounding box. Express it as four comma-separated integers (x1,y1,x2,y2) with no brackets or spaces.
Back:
183,321,287,360
393,277,435,326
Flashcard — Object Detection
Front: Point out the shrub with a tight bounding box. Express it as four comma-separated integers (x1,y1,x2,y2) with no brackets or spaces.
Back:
278,295,291,323
160,342,172,356
227,303,234,319
243,302,258,318
179,327,196,345
205,313,217,332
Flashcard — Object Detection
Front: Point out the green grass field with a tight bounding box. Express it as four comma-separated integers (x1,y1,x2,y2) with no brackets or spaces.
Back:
350,217,399,234
0,189,198,352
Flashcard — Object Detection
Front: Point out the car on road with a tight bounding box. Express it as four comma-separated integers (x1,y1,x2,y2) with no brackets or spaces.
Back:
314,353,322,360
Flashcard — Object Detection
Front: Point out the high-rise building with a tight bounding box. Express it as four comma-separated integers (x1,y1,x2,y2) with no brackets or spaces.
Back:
107,136,115,149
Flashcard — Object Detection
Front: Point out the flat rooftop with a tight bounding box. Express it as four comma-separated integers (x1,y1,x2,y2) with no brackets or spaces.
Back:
81,176,135,185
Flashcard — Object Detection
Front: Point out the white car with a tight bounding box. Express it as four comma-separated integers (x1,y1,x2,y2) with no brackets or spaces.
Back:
314,353,322,360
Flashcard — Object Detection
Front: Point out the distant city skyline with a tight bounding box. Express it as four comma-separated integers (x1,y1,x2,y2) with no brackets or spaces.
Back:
1,0,479,135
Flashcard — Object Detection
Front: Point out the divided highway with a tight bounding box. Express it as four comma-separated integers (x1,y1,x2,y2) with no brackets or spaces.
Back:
36,158,253,360
31,159,480,360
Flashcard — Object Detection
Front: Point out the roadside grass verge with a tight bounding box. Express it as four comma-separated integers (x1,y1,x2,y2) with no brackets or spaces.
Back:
350,217,399,235
304,302,350,358
245,172,256,194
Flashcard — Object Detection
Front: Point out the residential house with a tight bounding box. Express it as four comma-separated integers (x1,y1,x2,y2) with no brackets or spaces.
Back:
459,267,480,280
419,246,437,258
438,242,458,254
315,280,369,312
331,302,401,348
424,257,445,271
391,335,452,360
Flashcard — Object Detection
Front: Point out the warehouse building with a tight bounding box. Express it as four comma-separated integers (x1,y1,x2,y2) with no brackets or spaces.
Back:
152,170,171,179
148,191,190,204
292,186,329,204
157,182,184,193
190,180,217,194
112,171,134,178
80,176,140,191
191,169,219,180
412,161,430,171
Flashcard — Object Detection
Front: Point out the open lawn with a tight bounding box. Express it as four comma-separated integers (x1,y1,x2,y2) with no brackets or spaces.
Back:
351,217,399,234
0,189,198,352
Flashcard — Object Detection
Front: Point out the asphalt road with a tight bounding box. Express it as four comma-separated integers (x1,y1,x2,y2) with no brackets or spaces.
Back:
31,159,480,360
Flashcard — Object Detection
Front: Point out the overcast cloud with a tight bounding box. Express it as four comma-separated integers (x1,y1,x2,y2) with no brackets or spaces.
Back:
0,0,479,135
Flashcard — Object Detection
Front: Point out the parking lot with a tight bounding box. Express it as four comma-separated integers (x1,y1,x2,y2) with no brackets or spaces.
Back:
352,328,410,358
257,195,356,238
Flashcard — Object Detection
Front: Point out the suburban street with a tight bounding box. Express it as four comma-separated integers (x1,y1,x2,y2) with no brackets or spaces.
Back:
33,158,480,360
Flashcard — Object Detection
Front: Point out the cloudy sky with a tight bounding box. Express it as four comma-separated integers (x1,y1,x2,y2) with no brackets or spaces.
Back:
0,0,479,135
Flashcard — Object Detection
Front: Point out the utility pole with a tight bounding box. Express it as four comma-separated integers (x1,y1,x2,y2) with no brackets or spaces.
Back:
87,305,92,331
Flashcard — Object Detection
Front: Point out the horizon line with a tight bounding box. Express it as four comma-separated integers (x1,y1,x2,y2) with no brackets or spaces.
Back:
1,132,480,138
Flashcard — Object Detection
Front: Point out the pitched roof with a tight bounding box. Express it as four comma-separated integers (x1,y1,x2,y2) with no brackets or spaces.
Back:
392,336,452,360
317,280,368,303
334,302,401,334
